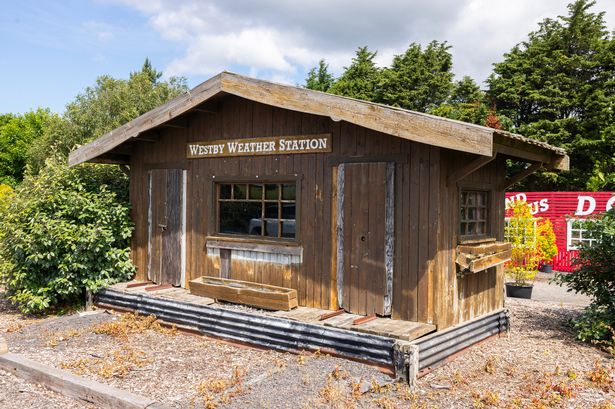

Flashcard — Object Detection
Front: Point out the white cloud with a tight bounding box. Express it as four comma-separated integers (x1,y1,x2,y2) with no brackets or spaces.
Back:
115,0,615,85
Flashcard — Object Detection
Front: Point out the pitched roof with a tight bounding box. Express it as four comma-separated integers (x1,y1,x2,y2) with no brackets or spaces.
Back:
68,71,568,170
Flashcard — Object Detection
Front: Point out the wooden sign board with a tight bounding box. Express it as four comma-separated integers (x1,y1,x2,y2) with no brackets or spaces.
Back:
187,134,331,159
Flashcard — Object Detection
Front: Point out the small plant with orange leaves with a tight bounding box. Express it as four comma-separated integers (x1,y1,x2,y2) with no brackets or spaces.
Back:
587,361,613,391
91,312,176,341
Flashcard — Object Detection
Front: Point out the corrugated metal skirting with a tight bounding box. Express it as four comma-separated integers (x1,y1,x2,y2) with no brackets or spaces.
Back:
413,309,509,371
95,288,509,379
95,288,395,365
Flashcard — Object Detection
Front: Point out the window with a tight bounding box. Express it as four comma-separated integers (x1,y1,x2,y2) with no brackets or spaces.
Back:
567,219,596,251
217,182,296,239
504,217,536,248
460,190,489,237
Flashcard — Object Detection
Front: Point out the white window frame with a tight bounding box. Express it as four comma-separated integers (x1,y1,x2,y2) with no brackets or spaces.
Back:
566,218,597,251
504,217,537,249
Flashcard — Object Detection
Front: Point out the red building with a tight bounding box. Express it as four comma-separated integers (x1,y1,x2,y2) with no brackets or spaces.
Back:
505,192,615,272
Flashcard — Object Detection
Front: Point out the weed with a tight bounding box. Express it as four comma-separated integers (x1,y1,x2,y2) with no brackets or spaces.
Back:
484,355,499,374
46,329,81,347
91,312,176,341
60,347,152,378
373,396,396,409
587,361,613,391
195,366,247,409
472,390,499,408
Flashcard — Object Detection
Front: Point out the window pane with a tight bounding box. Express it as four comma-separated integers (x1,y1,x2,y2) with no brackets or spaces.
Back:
282,184,296,200
219,202,262,235
265,203,279,218
233,184,247,200
265,184,279,200
249,184,263,200
281,221,295,238
281,203,296,219
219,184,231,199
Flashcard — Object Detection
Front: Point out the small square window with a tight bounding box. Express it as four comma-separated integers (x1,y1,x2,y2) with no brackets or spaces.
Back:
460,190,489,238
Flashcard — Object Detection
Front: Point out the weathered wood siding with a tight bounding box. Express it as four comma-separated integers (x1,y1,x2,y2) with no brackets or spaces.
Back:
433,151,506,329
128,94,504,327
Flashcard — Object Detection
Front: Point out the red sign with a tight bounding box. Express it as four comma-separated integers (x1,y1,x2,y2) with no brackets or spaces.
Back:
505,192,615,272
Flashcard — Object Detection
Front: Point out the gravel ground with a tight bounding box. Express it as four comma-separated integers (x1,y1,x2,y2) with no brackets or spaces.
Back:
1,288,613,408
0,368,95,409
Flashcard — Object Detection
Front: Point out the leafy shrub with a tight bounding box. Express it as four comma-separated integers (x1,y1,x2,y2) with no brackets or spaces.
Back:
504,200,539,285
0,159,134,313
554,209,615,352
537,218,557,263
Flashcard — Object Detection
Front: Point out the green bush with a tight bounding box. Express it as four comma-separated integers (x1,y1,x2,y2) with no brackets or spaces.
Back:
0,159,134,313
554,209,615,352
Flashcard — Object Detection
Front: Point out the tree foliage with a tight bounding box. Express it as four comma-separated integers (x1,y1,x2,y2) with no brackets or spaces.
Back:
0,109,53,186
0,60,185,313
328,46,382,101
304,59,334,92
27,59,188,175
379,41,454,111
0,159,134,313
488,0,615,190
554,209,615,352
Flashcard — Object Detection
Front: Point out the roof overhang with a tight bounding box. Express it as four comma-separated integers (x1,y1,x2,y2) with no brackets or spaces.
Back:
68,71,568,171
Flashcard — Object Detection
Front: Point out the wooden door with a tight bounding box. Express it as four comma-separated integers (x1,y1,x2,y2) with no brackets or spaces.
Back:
340,162,393,316
148,169,184,286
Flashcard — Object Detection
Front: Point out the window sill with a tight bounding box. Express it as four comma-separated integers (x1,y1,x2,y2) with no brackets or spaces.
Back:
206,236,302,256
457,235,496,245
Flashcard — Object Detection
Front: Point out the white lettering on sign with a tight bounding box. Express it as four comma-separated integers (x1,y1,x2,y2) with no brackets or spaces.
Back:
187,134,331,159
607,196,615,211
575,196,596,216
505,193,549,215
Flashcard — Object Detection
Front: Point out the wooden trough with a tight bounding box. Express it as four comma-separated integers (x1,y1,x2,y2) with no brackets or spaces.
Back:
189,276,298,311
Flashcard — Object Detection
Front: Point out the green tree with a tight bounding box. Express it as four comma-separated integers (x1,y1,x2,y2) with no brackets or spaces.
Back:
0,159,134,313
380,41,454,111
450,76,482,104
27,59,188,174
487,0,615,190
431,76,493,126
329,46,381,101
304,59,334,92
0,109,53,186
554,209,615,353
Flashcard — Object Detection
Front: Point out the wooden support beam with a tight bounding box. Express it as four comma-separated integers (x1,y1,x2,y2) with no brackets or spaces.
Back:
144,284,173,291
447,153,497,186
126,281,153,289
499,162,542,191
319,309,345,321
353,314,377,325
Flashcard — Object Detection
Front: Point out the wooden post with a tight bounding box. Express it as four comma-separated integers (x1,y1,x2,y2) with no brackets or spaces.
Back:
393,341,420,386
85,290,93,312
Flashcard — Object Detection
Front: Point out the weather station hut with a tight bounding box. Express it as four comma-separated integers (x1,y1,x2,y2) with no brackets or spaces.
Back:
69,72,569,381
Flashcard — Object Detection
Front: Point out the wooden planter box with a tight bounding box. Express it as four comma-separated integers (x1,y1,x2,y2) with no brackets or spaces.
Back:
189,276,298,311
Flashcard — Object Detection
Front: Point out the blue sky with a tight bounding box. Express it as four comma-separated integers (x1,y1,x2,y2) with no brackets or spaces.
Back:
1,0,614,115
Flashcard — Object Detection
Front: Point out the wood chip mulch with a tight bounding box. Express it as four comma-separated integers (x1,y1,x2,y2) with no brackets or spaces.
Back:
1,290,614,408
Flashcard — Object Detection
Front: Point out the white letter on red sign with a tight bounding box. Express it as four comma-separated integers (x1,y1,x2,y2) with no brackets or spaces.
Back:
606,196,615,211
575,196,596,216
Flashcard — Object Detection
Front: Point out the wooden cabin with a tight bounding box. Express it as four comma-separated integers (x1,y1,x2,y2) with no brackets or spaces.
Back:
69,72,568,330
